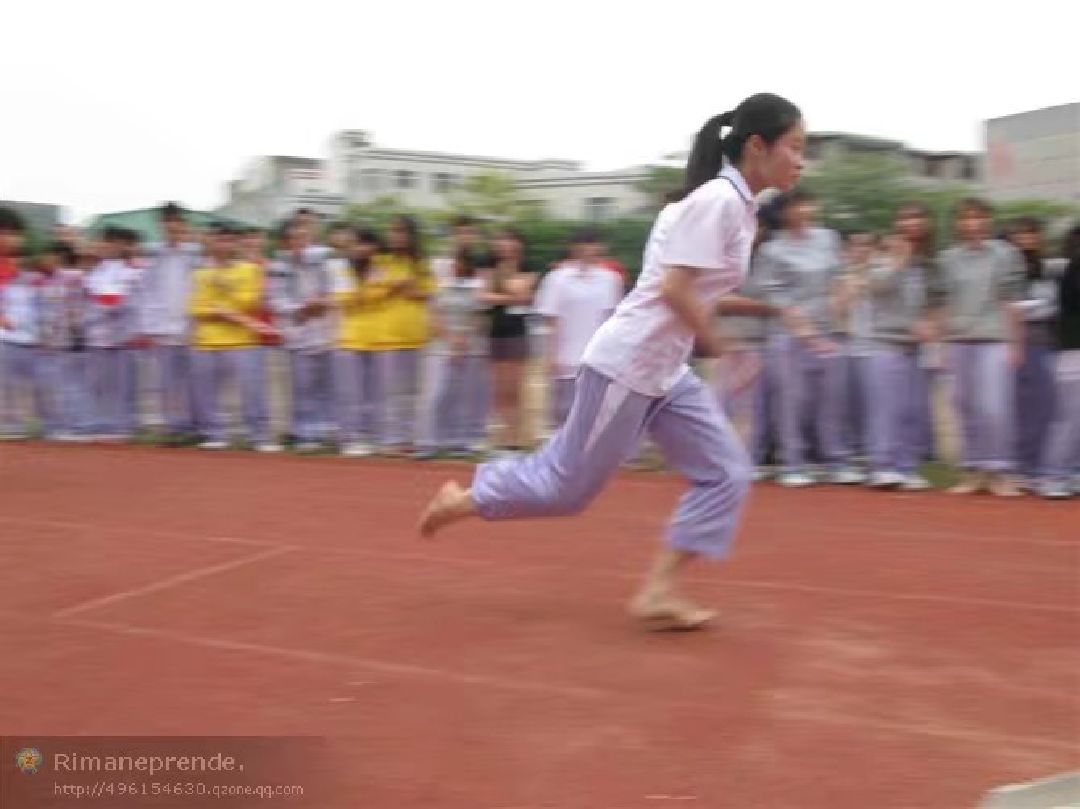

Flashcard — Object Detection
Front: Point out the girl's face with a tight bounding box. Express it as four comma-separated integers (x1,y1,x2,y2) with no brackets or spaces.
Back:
355,240,379,260
846,233,875,265
0,231,22,256
957,206,991,243
328,228,353,252
494,234,522,261
757,119,806,193
784,200,817,232
1013,227,1041,253
896,207,929,242
387,222,410,252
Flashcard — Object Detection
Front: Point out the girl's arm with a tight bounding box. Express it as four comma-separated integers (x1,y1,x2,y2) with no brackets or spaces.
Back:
661,266,730,357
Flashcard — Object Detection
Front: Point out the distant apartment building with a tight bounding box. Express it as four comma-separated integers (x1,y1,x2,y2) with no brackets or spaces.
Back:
985,102,1080,204
218,156,344,227
218,127,989,228
803,132,981,188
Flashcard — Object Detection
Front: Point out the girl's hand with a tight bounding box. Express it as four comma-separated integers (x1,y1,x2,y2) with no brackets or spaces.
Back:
808,335,839,357
883,234,912,270
1007,341,1024,369
723,350,761,396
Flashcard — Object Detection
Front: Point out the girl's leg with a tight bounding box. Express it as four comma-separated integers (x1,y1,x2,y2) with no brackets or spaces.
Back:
289,351,315,443
1015,344,1057,480
419,367,653,535
492,357,526,449
239,348,271,445
949,343,984,492
771,333,811,477
192,350,225,443
1040,353,1080,491
467,355,492,449
630,372,752,627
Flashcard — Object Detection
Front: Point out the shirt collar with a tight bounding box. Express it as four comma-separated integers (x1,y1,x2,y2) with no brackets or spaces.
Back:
718,164,755,208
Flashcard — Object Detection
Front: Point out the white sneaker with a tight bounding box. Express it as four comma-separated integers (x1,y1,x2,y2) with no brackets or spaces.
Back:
1039,481,1072,500
199,439,229,451
868,471,903,489
294,441,322,454
752,466,770,483
899,474,932,492
827,467,867,485
254,441,283,454
777,472,815,488
340,442,376,458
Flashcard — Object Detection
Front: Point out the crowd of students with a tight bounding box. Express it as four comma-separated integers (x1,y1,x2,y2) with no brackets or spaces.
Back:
717,192,1079,500
1,196,1077,500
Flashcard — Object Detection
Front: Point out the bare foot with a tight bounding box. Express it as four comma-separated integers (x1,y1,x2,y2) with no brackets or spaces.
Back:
628,591,717,632
988,475,1023,498
949,471,985,495
418,480,475,538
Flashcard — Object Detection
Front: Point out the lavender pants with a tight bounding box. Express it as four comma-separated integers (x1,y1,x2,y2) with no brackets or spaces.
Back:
1014,344,1057,478
420,352,490,449
146,344,195,434
288,350,335,442
869,344,930,475
846,355,874,459
768,333,850,473
1,343,48,434
949,342,1014,473
87,347,138,436
1041,352,1080,484
473,366,752,560
714,347,773,466
42,350,89,434
548,376,576,432
379,348,421,447
335,350,383,445
191,348,271,444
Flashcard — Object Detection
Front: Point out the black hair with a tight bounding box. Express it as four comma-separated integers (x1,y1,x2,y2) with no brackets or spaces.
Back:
101,226,126,242
1063,224,1080,263
571,227,601,245
160,202,186,222
349,228,383,280
895,200,937,262
1008,216,1044,280
326,220,352,233
44,240,78,266
294,207,315,217
681,93,801,198
955,197,994,218
0,206,27,233
451,214,476,229
388,214,424,261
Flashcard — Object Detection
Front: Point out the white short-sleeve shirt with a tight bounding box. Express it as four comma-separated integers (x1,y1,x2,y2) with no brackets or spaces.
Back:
580,165,757,397
535,263,622,376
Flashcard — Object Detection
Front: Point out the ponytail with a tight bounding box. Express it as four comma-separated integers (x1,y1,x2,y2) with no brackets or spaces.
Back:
681,111,735,200
679,94,801,199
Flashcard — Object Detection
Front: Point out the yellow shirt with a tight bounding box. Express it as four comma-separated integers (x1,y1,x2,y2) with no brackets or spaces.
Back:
334,260,394,351
189,261,265,350
335,253,434,351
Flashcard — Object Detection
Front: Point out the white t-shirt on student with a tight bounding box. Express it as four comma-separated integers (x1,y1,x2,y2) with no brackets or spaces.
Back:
580,165,758,397
535,263,622,377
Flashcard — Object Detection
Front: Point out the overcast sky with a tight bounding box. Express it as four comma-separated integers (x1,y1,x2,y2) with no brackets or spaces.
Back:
2,0,1076,222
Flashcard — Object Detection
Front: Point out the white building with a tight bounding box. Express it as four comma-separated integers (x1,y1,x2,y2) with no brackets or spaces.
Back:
803,132,982,188
327,130,653,221
220,131,653,226
218,155,344,227
985,102,1080,204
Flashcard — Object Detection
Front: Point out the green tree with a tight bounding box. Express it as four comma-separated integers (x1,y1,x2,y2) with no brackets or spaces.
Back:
800,153,911,234
445,171,520,222
634,165,684,213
